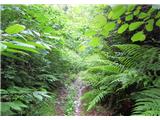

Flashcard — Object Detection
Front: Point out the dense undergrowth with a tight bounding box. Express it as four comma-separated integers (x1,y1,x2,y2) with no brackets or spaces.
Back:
0,5,83,115
1,5,160,116
80,5,160,116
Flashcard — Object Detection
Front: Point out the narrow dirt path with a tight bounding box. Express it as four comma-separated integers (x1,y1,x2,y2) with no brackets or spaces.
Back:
55,86,68,115
55,75,112,116
73,76,112,116
73,76,86,116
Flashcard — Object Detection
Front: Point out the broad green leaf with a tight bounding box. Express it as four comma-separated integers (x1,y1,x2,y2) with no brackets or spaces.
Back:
103,22,116,33
127,5,135,12
43,26,53,33
1,52,24,61
3,42,39,53
9,104,21,111
156,19,160,27
33,91,49,101
94,15,107,27
89,37,100,47
101,22,115,36
137,6,142,10
5,24,26,34
5,48,30,56
134,9,140,16
155,11,160,18
13,41,35,48
138,12,148,19
145,19,154,32
25,41,47,49
85,30,96,36
118,23,129,34
129,22,144,31
101,30,109,36
39,42,51,50
147,7,155,15
0,42,7,51
110,5,126,20
14,101,28,108
9,101,28,111
131,31,146,42
108,11,113,19
33,91,44,101
38,91,51,98
125,14,133,21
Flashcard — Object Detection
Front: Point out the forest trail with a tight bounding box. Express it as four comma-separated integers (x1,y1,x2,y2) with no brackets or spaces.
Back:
73,76,86,116
55,86,68,115
55,75,85,116
55,75,112,116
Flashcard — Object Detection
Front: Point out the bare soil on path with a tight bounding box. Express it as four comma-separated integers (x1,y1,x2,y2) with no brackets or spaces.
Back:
55,76,112,116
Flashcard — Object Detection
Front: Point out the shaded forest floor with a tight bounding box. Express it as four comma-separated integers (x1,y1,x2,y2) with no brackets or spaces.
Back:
54,76,112,116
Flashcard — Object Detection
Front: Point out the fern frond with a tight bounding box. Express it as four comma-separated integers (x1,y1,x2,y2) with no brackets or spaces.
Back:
87,65,124,74
80,72,103,87
87,89,110,111
98,74,119,86
114,44,160,74
113,44,141,55
132,88,160,116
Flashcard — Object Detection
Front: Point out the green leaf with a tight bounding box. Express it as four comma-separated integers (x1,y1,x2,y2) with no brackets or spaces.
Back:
110,5,126,20
103,22,116,32
147,7,155,15
131,31,146,42
101,30,109,36
5,48,30,56
85,30,96,36
156,19,160,27
3,42,39,53
138,12,148,19
134,9,140,16
145,19,154,32
125,14,133,21
25,41,47,49
94,15,107,27
89,37,100,47
127,5,135,12
0,42,7,51
5,24,26,34
9,101,28,111
129,22,144,31
33,91,43,101
155,11,160,19
10,103,21,111
118,23,129,34
1,52,24,61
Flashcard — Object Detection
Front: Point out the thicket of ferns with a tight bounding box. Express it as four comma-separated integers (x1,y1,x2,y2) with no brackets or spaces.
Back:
1,5,160,116
81,5,160,116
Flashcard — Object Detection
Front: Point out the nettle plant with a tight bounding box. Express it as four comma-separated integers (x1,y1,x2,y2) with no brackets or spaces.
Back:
1,23,51,61
94,5,160,43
